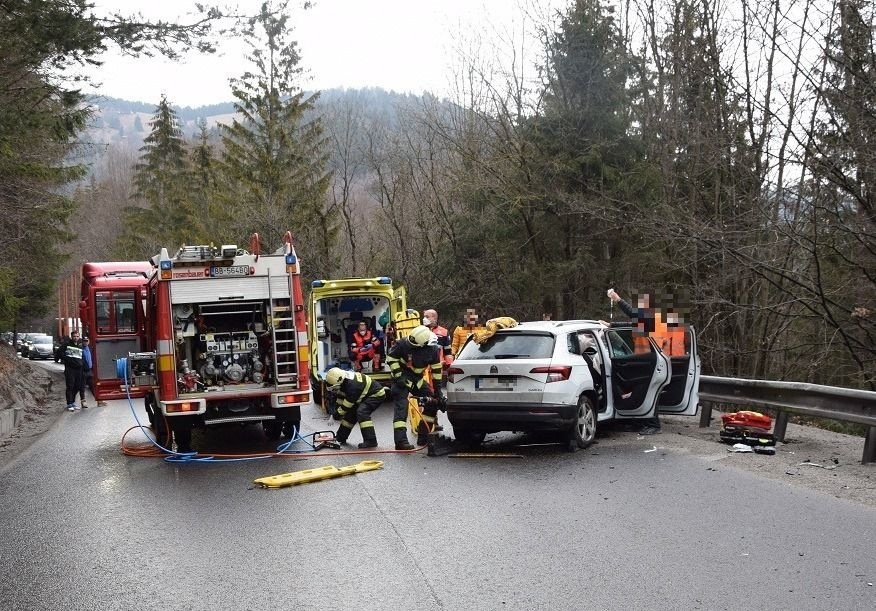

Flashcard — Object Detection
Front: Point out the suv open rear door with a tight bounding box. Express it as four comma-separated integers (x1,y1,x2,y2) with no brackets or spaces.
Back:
657,326,700,416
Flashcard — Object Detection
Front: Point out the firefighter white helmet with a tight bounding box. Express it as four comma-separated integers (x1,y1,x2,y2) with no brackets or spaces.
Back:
408,325,432,347
324,367,345,388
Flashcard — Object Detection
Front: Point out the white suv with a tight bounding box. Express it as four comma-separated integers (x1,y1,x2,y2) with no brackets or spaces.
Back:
445,320,700,451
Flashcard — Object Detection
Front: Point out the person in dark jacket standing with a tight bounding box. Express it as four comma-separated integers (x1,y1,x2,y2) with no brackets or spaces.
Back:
325,368,386,448
60,330,85,411
606,288,662,435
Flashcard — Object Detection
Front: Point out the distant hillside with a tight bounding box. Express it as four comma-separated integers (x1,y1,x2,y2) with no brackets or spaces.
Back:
81,87,422,151
82,95,238,148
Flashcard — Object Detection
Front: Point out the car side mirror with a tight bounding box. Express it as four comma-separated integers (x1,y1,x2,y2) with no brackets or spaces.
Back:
583,346,597,356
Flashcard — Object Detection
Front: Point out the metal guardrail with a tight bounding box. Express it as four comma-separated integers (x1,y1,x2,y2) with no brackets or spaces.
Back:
698,375,876,464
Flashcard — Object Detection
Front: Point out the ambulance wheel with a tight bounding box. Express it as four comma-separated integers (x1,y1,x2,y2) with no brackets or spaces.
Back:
567,394,596,452
263,420,283,440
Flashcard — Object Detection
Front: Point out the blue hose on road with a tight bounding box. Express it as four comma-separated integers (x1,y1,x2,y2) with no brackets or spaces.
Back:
117,357,317,463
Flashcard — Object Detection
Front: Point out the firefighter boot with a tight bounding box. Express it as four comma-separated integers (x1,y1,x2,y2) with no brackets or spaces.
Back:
335,419,355,445
394,423,414,451
358,422,378,449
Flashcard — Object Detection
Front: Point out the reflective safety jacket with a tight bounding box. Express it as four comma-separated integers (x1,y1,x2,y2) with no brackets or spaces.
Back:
429,324,452,365
386,337,442,393
350,328,381,356
334,371,386,410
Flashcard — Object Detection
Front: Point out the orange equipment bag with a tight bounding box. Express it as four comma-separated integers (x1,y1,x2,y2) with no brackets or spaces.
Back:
721,411,772,431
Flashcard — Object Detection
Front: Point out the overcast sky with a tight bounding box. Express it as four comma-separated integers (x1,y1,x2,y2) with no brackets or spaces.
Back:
85,0,568,108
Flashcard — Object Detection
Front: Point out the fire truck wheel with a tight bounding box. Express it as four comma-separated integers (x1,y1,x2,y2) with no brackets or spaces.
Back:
145,396,169,446
173,427,193,453
263,420,283,440
281,419,301,438
152,418,169,446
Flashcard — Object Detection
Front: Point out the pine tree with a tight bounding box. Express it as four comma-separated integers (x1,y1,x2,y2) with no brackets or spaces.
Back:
117,95,200,257
189,119,228,237
219,1,333,260
0,0,225,328
519,0,646,316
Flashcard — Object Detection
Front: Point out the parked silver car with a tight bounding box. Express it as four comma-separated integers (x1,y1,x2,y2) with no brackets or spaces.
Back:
27,336,55,360
445,320,700,451
16,333,46,357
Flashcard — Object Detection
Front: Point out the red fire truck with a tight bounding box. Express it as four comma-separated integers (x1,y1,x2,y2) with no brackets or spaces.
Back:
79,261,152,401
124,232,311,452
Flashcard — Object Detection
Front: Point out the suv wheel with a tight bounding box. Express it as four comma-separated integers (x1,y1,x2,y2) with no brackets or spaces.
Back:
567,394,596,452
453,426,486,448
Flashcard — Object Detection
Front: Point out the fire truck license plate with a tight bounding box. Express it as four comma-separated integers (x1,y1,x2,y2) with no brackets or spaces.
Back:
211,265,250,277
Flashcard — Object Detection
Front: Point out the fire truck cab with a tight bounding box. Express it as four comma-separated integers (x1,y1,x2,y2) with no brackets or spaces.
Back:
127,232,310,451
79,262,152,401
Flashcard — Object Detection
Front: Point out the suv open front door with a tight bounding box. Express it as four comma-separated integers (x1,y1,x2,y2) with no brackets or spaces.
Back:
602,327,671,420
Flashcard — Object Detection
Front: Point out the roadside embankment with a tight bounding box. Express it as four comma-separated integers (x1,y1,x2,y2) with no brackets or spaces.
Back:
0,345,63,465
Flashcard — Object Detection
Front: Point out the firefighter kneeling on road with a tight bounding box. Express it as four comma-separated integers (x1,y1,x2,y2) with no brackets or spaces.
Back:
326,368,385,449
386,325,443,449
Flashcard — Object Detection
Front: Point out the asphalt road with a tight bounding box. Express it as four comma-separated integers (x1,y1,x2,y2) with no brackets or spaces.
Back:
0,384,874,610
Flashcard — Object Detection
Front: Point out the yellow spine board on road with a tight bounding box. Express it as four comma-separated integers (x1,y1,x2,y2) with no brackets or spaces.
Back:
254,460,384,488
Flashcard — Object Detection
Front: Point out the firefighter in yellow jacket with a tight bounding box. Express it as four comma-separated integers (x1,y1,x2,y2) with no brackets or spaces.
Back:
325,368,386,449
386,325,443,449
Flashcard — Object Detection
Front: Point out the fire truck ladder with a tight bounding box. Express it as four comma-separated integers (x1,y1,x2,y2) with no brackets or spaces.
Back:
268,271,298,385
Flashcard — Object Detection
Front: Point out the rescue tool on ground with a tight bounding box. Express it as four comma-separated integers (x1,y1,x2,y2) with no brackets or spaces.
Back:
254,460,384,488
121,232,311,453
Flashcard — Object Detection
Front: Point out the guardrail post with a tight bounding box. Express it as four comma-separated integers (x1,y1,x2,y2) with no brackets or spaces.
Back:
698,402,713,428
864,426,876,465
773,410,789,442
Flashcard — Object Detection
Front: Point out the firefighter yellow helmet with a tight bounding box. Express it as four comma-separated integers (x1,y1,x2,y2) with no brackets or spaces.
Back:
408,325,432,347
324,367,345,388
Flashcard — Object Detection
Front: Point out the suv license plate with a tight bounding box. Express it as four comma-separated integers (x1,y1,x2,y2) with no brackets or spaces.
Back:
476,376,516,391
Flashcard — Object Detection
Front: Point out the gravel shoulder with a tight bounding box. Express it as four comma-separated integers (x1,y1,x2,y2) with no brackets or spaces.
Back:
612,413,876,509
2,347,874,507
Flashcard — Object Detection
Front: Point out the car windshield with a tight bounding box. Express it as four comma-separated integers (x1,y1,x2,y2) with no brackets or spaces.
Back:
33,338,53,345
457,332,555,360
